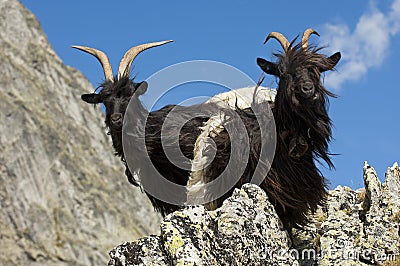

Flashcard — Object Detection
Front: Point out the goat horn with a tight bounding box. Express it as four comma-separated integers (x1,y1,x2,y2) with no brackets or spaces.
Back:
117,40,173,80
264,32,290,52
72,45,114,82
301,28,320,49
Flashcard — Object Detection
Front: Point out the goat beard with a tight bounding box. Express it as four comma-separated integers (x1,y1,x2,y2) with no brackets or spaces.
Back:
274,81,333,168
109,128,124,157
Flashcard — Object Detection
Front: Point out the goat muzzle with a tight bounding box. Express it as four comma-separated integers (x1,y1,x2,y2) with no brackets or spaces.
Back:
111,113,123,127
300,82,315,98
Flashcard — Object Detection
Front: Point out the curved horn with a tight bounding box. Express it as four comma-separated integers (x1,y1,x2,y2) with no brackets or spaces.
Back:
264,32,290,52
72,45,114,82
301,28,320,49
117,40,173,80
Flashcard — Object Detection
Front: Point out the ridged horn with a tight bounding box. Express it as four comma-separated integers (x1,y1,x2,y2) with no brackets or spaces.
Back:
117,40,173,80
301,28,320,49
264,32,290,52
72,45,114,82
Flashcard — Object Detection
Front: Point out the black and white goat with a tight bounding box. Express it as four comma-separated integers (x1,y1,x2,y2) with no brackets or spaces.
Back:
187,29,341,228
76,29,340,229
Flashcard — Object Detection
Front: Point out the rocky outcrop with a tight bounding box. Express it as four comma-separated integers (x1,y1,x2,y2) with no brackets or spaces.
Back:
109,162,400,266
0,0,160,265
109,184,296,266
294,162,400,266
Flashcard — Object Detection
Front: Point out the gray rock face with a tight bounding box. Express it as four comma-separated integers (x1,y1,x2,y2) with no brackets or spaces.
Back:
312,162,400,265
109,184,297,266
109,163,400,265
0,0,160,265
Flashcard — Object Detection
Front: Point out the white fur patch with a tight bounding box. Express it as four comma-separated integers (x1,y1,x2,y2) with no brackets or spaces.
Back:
186,113,226,204
186,86,275,205
205,86,275,109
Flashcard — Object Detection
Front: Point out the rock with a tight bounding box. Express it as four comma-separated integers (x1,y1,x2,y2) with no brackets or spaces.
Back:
108,237,169,266
296,162,400,265
109,184,298,266
109,163,400,265
0,0,161,265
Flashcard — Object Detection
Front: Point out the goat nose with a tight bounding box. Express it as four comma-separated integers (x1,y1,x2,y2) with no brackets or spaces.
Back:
302,82,313,91
111,113,122,122
301,82,314,98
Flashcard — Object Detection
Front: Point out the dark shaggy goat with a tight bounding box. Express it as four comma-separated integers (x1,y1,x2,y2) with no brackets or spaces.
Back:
74,41,220,216
258,31,340,228
73,41,174,188
75,29,340,230
188,29,341,229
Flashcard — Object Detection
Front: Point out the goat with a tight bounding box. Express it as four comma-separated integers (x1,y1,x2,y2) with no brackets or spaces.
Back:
75,29,340,230
73,41,238,215
72,41,173,188
187,29,341,229
74,40,276,217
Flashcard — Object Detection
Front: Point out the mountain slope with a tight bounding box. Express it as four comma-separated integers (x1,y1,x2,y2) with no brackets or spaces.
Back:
0,0,161,265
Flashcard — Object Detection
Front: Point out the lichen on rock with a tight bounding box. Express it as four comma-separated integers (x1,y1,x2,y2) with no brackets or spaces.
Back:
110,184,299,266
109,162,400,266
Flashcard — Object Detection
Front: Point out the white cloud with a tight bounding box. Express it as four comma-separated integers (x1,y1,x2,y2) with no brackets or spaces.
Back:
321,0,400,91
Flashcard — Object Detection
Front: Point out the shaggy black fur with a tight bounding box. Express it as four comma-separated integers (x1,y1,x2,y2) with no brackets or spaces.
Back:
82,77,216,216
81,39,340,228
82,78,145,186
203,42,341,228
142,104,209,215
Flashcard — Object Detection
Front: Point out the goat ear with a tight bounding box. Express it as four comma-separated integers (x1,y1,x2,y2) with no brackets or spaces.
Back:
134,81,148,96
320,52,341,72
257,58,279,76
81,93,102,104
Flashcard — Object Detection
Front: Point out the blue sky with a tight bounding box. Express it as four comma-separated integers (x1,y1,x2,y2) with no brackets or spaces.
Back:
20,0,399,189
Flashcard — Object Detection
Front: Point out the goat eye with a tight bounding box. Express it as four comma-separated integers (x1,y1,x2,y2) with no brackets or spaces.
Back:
103,97,114,105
